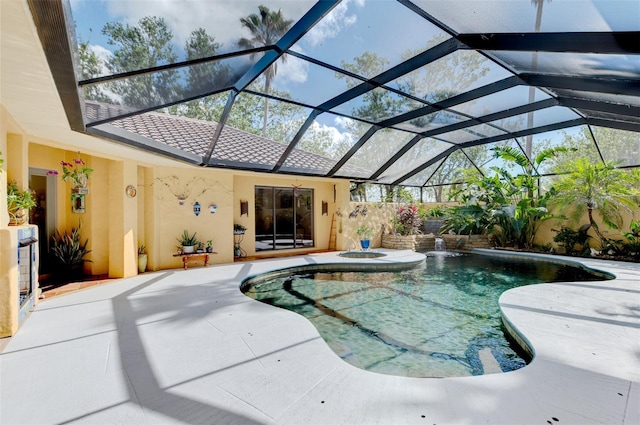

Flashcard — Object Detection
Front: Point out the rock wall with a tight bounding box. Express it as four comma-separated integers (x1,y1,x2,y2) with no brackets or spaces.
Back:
382,234,491,251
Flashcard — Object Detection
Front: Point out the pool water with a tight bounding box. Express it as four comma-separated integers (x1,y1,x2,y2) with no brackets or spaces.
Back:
242,254,608,378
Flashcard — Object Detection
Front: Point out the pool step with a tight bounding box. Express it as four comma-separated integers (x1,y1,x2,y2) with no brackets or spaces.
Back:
478,348,502,374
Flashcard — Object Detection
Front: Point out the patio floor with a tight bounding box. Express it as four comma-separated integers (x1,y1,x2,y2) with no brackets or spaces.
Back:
1,249,638,424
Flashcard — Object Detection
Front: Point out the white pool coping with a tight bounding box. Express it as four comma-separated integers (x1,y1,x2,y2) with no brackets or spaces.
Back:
1,249,638,424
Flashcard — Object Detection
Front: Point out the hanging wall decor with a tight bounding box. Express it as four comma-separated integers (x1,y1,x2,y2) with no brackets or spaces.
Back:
209,204,217,214
240,200,249,216
126,185,137,198
322,201,328,215
193,201,201,216
61,152,92,194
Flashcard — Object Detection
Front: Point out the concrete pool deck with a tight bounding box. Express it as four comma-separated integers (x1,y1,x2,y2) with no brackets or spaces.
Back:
1,249,638,424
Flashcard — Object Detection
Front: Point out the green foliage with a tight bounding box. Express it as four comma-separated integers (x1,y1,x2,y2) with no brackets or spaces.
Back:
233,224,247,233
177,230,198,246
7,181,37,223
418,204,447,220
448,146,569,248
441,204,491,235
60,154,92,187
620,220,640,258
383,186,416,203
51,222,91,268
356,225,374,240
550,158,640,248
553,224,591,256
184,28,229,94
138,245,146,255
102,16,179,107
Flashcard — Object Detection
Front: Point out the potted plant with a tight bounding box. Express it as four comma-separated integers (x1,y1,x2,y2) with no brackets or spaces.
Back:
7,181,37,226
50,222,91,280
196,242,205,254
233,224,246,235
356,225,374,250
205,240,214,253
138,245,147,273
177,230,198,254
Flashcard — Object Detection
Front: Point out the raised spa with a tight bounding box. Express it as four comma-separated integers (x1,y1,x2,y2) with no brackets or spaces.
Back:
338,251,387,259
242,253,609,378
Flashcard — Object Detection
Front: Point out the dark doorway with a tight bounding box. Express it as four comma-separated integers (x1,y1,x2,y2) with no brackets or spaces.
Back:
29,169,57,274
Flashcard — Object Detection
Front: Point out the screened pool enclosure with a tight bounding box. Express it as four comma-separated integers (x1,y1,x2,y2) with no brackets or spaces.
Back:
32,0,639,200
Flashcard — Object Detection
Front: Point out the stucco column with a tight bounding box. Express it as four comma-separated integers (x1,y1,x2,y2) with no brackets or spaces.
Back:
108,160,138,278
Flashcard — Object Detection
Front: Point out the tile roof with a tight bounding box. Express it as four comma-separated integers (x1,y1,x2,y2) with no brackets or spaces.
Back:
87,102,353,175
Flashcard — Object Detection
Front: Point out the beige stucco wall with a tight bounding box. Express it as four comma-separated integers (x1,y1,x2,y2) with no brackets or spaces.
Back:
149,166,235,268
536,206,640,250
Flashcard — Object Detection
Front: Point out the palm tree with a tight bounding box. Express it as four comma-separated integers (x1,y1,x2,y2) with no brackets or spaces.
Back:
550,158,640,248
239,5,293,137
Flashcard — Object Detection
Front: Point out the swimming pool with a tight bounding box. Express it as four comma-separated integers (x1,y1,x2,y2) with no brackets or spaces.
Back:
242,253,609,378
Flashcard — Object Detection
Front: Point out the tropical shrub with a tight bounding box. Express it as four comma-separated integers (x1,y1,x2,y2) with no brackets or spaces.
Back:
391,204,422,235
620,220,640,258
441,204,491,235
450,146,567,248
552,224,591,256
550,158,640,249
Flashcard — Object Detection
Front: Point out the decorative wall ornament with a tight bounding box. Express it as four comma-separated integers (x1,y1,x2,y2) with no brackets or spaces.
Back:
153,176,230,207
322,201,328,216
209,204,217,214
348,204,364,218
193,201,201,216
240,200,249,216
125,185,137,198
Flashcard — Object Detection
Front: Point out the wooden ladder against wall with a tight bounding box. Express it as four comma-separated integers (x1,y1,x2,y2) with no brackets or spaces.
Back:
328,213,337,251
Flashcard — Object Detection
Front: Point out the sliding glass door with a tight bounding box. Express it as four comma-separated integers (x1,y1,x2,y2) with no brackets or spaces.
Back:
255,186,314,251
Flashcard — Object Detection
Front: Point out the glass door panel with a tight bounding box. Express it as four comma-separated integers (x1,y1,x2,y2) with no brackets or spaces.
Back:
255,187,274,251
275,188,295,250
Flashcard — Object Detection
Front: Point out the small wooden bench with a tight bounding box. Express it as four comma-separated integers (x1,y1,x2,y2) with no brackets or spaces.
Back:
173,252,216,270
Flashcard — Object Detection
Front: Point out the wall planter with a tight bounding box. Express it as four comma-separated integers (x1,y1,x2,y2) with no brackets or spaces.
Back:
71,187,89,195
423,219,444,235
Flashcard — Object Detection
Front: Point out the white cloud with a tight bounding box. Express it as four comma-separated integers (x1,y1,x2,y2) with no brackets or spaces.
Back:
90,44,112,74
333,115,354,131
276,54,309,85
311,120,356,150
304,0,361,47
